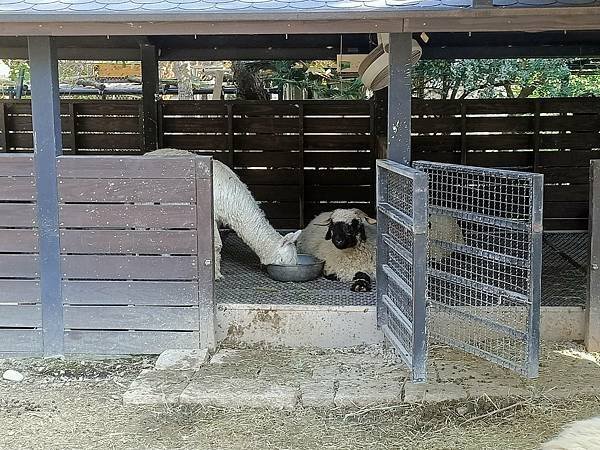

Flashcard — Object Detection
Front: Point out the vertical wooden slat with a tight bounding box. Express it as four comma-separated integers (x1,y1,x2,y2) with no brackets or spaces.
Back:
157,100,164,149
587,160,600,352
140,41,159,153
370,98,378,215
196,157,216,350
68,102,77,154
533,100,541,173
460,102,467,165
0,103,7,152
227,103,234,167
298,104,305,228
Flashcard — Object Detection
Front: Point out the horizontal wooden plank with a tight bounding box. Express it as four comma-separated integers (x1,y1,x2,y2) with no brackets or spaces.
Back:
235,135,298,151
540,115,600,132
75,101,140,116
0,305,41,327
0,280,40,303
304,135,371,150
57,155,195,178
0,229,37,253
466,135,533,151
59,204,197,228
77,133,141,150
540,133,600,150
235,117,299,134
250,185,300,202
465,99,534,114
64,330,199,354
62,280,198,305
305,185,373,202
58,178,195,203
60,229,197,255
412,117,461,134
63,305,199,331
0,177,35,201
304,152,373,168
7,115,70,132
412,135,461,151
270,218,301,229
234,152,298,168
305,202,374,219
305,169,373,186
303,102,370,115
162,117,226,133
235,103,300,116
76,116,140,133
544,218,588,231
260,202,300,219
237,169,299,185
544,184,589,202
0,329,42,353
544,201,588,218
0,155,34,176
540,98,600,114
467,116,534,133
162,134,227,151
161,101,227,116
412,100,461,116
540,166,589,184
61,255,197,280
0,254,38,278
304,118,370,134
0,204,36,227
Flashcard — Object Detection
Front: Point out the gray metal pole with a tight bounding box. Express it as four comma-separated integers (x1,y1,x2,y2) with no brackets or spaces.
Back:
28,36,64,355
387,33,412,165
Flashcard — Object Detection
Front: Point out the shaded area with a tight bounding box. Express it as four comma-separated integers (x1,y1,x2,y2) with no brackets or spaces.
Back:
215,233,377,306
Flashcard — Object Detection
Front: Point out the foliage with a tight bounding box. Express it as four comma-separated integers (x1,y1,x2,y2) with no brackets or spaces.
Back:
413,58,574,99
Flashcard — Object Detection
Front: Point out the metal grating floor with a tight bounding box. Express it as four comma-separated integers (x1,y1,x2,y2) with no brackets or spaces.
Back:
214,231,588,308
215,233,377,306
542,232,588,307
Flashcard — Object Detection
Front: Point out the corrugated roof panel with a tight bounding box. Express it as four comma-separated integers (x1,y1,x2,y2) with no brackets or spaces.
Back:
0,0,472,15
493,0,598,5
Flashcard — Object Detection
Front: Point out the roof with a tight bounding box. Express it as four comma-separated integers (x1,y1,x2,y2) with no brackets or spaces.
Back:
0,0,470,15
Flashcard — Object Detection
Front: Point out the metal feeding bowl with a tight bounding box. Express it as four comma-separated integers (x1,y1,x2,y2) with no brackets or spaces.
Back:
266,254,324,282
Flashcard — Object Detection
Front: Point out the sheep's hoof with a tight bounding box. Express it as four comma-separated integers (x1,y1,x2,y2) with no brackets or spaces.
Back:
351,279,371,292
324,273,339,281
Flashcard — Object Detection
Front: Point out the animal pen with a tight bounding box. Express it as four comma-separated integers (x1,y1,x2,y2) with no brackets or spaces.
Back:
1,3,600,382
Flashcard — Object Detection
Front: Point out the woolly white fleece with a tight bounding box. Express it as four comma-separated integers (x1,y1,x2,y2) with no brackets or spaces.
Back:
145,149,299,279
541,416,600,450
297,209,376,282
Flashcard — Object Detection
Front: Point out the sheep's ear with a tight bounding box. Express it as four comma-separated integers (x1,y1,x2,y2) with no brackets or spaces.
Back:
281,230,301,247
364,216,377,225
325,228,332,240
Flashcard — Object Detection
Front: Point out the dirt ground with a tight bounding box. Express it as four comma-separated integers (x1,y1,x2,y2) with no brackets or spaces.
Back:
1,345,599,450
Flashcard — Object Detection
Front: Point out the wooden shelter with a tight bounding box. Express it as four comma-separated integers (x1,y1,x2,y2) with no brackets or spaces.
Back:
1,0,600,359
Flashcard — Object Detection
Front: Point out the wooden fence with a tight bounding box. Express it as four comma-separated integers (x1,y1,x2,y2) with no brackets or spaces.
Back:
0,154,215,356
0,155,41,355
0,99,376,229
412,97,600,231
2,97,600,230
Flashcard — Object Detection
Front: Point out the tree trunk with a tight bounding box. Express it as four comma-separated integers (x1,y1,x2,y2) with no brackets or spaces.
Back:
232,61,269,101
173,61,193,100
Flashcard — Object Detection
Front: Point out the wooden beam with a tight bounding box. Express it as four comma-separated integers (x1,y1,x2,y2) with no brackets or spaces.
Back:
587,160,600,352
140,41,159,153
387,33,412,165
27,36,64,356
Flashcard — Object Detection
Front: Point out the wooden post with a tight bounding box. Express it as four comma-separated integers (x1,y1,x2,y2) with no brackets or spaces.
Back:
68,102,77,154
587,160,600,352
387,33,412,165
298,104,305,228
460,102,467,165
140,41,159,152
0,103,7,152
227,104,234,167
533,100,541,173
28,36,64,356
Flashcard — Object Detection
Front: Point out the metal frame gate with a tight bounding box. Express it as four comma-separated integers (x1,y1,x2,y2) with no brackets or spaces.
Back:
414,161,543,378
376,160,428,382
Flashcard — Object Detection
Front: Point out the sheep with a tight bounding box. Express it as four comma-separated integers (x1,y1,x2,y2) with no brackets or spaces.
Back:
298,208,464,292
144,148,300,279
297,208,377,292
541,416,600,450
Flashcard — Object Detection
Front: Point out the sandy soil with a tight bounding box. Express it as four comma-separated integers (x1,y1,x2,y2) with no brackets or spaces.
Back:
0,350,599,450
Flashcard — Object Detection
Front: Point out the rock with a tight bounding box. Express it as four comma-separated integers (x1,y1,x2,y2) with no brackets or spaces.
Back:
3,369,24,382
155,348,210,371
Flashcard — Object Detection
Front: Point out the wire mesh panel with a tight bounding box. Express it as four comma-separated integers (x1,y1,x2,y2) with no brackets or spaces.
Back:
414,161,543,378
376,160,428,382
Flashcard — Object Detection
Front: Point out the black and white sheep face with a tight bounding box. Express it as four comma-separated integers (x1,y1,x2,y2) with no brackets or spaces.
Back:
322,209,376,251
325,219,365,250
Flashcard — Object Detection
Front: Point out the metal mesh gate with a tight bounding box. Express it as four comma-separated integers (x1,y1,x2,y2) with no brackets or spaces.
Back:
376,160,428,382
414,161,543,378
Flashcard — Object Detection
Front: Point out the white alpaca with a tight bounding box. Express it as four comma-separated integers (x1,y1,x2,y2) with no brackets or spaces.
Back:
541,416,600,450
145,149,300,279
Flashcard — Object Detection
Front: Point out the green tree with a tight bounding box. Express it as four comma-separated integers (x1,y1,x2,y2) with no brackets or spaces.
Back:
413,58,572,99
